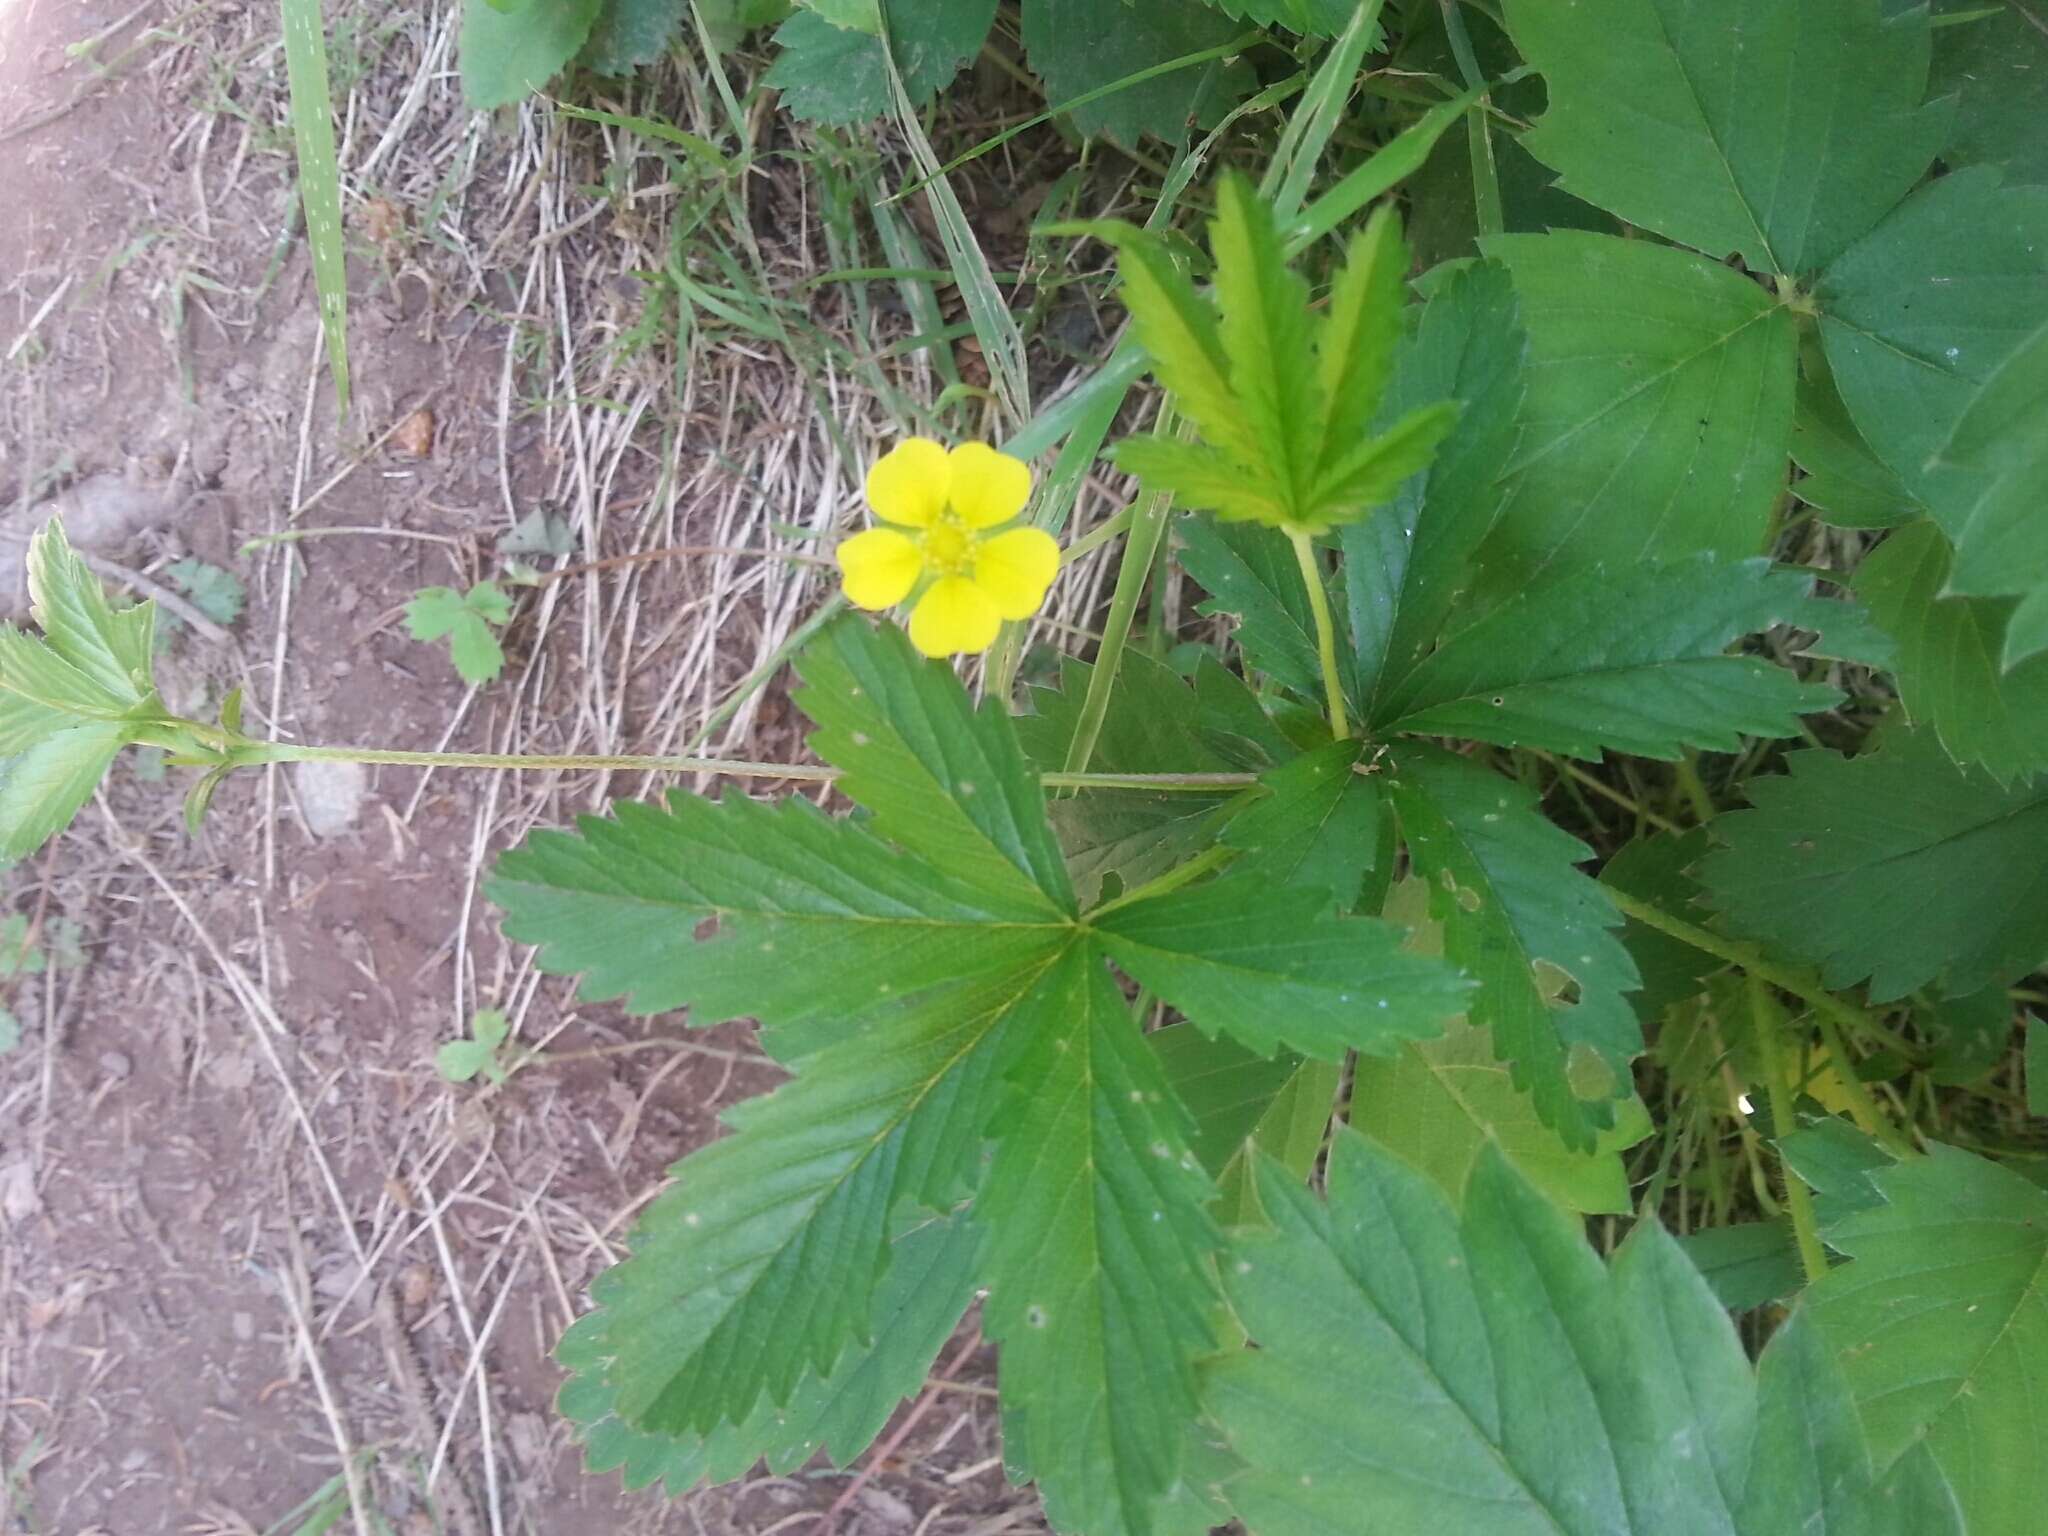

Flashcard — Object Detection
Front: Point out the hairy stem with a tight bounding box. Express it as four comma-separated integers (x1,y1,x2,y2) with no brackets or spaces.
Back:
1289,530,1350,739
249,740,1255,794
1605,886,1918,1154
1749,975,1830,1287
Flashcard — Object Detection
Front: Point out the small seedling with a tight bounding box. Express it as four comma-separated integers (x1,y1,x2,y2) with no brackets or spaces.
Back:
405,581,513,685
435,1008,513,1085
0,914,87,978
164,557,247,627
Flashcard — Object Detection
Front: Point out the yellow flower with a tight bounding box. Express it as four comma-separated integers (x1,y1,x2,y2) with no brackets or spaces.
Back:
836,439,1060,657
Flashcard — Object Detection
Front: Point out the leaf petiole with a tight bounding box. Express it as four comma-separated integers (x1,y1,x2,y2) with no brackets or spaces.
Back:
1289,530,1350,739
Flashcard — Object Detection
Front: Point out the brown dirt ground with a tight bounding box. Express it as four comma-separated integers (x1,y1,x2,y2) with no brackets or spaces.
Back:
0,4,1066,1532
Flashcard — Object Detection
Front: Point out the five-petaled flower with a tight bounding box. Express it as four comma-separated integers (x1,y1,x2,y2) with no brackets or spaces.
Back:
835,439,1060,657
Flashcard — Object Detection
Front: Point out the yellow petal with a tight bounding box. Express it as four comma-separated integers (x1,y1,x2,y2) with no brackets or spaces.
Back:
836,528,923,609
946,442,1032,529
972,527,1060,619
908,576,1000,657
865,438,952,527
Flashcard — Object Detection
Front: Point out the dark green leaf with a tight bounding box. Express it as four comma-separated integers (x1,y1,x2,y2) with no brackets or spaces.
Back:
1807,1142,2048,1536
1816,168,2048,501
1927,0,2048,183
562,958,1059,1434
1601,829,1723,1018
1347,259,1528,713
559,1213,981,1494
1022,0,1244,148
1505,0,1948,275
460,0,604,108
1675,1220,1804,1312
1208,1132,1956,1535
1930,320,2048,607
579,0,685,74
1387,747,1643,1149
1791,361,1923,528
1219,738,1379,906
1379,555,1850,758
797,615,1074,915
1478,234,1797,596
1177,515,1333,702
1701,734,2048,1001
1094,870,1468,1062
980,946,1219,1536
764,0,996,124
1855,521,2048,782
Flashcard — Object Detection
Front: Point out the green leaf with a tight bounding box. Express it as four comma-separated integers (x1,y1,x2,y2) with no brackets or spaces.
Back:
763,0,996,124
404,584,508,686
163,559,246,628
579,0,684,74
281,0,350,415
1376,555,1851,759
1022,0,1245,148
1791,360,1923,528
1211,173,1323,514
490,791,1067,1056
1816,168,2048,499
566,958,1061,1434
1209,1132,1957,1536
1347,259,1528,713
2029,1018,2048,1118
979,946,1219,1536
1016,654,1238,906
1675,1220,1804,1312
1479,234,1797,595
437,1009,510,1085
0,721,128,860
460,0,604,108
1927,0,2048,183
1149,1021,1308,1179
1807,1142,2048,1536
797,616,1073,914
1700,733,2048,1002
1206,0,1356,33
1176,516,1330,703
560,1212,981,1494
1387,747,1643,1150
0,630,131,754
1352,1016,1653,1216
1930,320,2048,606
1093,870,1468,1062
27,519,154,705
1313,206,1406,478
1219,739,1379,906
1504,0,1948,275
1600,828,1723,1018
1856,521,2048,782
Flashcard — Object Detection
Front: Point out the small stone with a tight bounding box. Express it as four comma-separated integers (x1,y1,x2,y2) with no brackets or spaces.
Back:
98,1049,132,1081
294,759,369,838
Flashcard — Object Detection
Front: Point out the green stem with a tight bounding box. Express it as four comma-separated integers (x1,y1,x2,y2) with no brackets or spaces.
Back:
1605,886,1919,1154
1060,404,1183,784
1749,975,1830,1287
249,739,1255,794
1086,843,1237,920
1289,531,1350,739
1059,505,1134,567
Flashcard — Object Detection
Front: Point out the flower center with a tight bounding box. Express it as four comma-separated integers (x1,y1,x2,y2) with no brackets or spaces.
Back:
920,514,974,575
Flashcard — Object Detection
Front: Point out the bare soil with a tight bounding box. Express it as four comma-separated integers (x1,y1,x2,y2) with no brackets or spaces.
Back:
0,4,1044,1532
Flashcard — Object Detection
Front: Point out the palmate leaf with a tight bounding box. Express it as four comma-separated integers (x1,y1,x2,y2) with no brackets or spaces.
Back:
1477,234,1797,598
1374,555,1859,759
1855,521,2048,783
1804,1141,2048,1536
1504,0,1948,275
1209,1132,1959,1536
559,1212,981,1493
1386,748,1642,1150
1701,730,2048,1001
559,957,1064,1436
980,946,1220,1536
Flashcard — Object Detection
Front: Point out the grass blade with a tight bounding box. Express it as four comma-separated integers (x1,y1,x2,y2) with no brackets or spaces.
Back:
280,0,350,416
1262,0,1387,224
